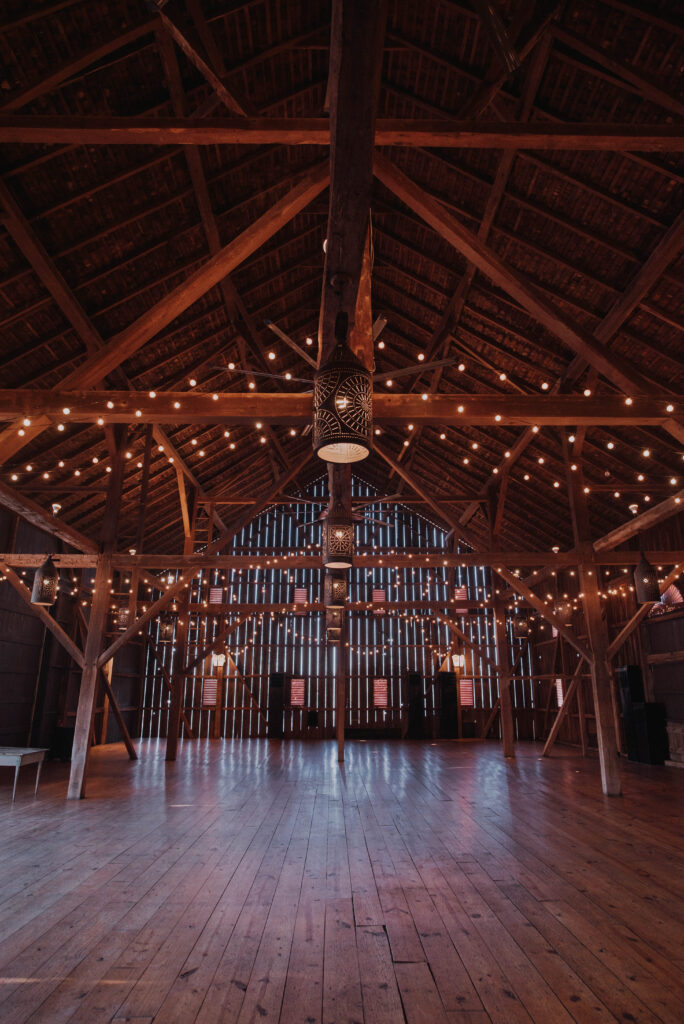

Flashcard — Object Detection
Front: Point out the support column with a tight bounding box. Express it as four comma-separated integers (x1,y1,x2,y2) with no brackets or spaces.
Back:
67,430,126,798
336,624,346,763
578,555,621,795
213,660,225,740
327,462,352,765
166,485,197,761
564,444,621,796
493,597,515,757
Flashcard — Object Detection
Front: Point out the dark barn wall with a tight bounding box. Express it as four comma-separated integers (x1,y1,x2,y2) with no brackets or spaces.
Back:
0,509,61,746
646,612,684,722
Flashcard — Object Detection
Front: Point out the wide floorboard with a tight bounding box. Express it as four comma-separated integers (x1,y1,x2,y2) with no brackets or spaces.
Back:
0,740,683,1024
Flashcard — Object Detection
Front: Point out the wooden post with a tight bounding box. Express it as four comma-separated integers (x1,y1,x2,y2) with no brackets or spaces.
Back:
493,598,515,757
542,660,585,757
213,660,225,739
578,557,621,795
576,676,588,756
100,659,112,744
564,443,621,796
67,429,126,798
336,630,346,764
166,486,197,761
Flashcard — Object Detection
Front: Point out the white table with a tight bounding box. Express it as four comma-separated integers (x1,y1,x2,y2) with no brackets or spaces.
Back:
0,747,49,802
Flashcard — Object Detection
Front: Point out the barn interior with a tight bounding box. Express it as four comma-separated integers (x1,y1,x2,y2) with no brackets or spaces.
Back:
0,1,683,1022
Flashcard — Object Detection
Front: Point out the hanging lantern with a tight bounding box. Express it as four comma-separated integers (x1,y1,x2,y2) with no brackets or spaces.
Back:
313,312,372,463
324,570,347,607
159,613,174,640
322,515,354,569
31,555,58,606
326,604,344,643
512,613,529,639
115,604,131,631
326,605,344,632
634,553,660,604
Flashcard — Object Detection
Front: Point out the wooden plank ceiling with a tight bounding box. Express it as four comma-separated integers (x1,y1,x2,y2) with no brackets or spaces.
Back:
0,0,682,557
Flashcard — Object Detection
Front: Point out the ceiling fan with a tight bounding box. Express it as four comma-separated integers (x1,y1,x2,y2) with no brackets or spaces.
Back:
293,506,397,532
209,317,461,387
279,494,399,532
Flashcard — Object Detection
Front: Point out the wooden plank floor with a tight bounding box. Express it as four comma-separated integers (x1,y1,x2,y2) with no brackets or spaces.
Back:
1,740,683,1024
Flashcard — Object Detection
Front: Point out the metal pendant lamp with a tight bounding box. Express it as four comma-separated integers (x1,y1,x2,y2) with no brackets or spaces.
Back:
313,312,372,464
31,555,59,606
115,604,131,631
159,613,174,640
324,570,348,607
322,514,354,569
512,612,529,639
634,552,660,604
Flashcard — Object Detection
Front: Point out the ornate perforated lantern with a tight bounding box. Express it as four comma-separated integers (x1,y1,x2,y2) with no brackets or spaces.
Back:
159,613,174,640
326,604,344,643
634,553,659,604
31,555,58,606
512,612,529,639
115,604,131,631
322,515,354,569
313,313,372,463
324,570,348,607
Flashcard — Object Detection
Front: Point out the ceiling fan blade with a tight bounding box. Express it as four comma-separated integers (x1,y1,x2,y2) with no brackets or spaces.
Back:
264,320,318,368
372,314,388,340
281,495,324,506
352,494,402,509
372,357,459,382
364,517,397,529
211,366,312,385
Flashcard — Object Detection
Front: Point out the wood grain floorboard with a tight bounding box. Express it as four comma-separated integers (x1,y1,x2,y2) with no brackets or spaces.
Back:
0,739,682,1023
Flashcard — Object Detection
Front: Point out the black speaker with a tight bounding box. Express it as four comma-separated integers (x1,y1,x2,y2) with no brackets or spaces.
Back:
406,672,424,739
438,672,459,739
268,672,287,738
617,665,645,712
307,710,319,729
623,702,668,764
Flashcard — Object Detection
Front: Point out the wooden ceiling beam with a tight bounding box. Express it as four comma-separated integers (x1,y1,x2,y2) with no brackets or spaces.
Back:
373,441,592,659
0,561,85,667
391,31,552,488
594,489,684,552
0,161,329,466
562,207,684,388
0,390,676,426
460,206,684,528
374,153,658,398
552,26,684,119
0,172,230,534
156,28,293,486
2,550,682,571
0,20,156,112
0,478,99,553
158,3,256,116
95,449,313,667
318,0,386,364
57,162,329,391
1,116,683,150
